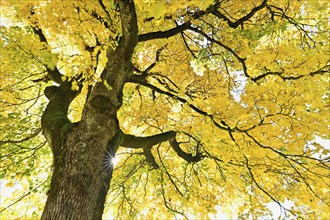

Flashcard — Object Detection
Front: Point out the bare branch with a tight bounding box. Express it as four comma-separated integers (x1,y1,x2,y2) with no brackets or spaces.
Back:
160,172,189,219
120,130,204,165
138,1,221,42
187,26,248,77
212,0,268,28
120,130,176,149
181,32,198,58
0,180,48,214
120,130,175,168
0,129,42,147
252,64,329,82
138,23,191,42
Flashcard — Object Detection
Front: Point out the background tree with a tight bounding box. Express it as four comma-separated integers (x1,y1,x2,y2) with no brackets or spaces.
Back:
0,0,329,219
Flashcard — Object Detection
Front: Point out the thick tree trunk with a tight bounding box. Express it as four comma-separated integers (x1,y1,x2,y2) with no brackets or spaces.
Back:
41,1,138,219
40,70,122,220
41,122,117,220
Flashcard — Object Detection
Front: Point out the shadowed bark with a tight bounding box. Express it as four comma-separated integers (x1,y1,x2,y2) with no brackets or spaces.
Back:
120,130,204,167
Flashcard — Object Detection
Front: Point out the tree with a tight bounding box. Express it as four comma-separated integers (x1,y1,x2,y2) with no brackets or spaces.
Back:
0,0,329,219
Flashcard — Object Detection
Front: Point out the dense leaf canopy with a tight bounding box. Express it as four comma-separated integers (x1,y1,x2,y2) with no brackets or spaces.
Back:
1,0,329,219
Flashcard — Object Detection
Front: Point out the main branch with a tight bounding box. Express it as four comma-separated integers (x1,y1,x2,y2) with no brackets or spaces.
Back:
120,130,203,167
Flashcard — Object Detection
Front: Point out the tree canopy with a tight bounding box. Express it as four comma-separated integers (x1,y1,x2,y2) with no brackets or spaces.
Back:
0,0,329,219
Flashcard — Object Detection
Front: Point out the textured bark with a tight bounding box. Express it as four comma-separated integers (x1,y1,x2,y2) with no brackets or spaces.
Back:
41,1,138,219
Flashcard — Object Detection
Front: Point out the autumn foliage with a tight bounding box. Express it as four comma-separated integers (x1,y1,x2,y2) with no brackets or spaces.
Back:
0,0,329,219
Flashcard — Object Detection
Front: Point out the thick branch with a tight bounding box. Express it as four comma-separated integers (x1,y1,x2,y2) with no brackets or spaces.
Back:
81,0,138,138
120,130,176,168
117,0,138,59
143,148,159,169
121,130,176,149
29,11,83,158
169,139,203,163
120,130,203,164
41,82,80,155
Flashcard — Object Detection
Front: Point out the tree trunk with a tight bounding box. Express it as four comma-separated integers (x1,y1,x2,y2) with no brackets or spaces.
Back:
41,123,118,220
41,1,138,219
40,65,123,220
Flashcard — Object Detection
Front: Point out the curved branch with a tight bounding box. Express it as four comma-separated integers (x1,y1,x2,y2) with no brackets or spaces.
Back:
27,10,84,158
137,1,220,42
120,130,175,168
138,23,191,42
187,26,248,77
212,0,268,28
32,14,82,156
41,80,81,156
120,130,204,165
